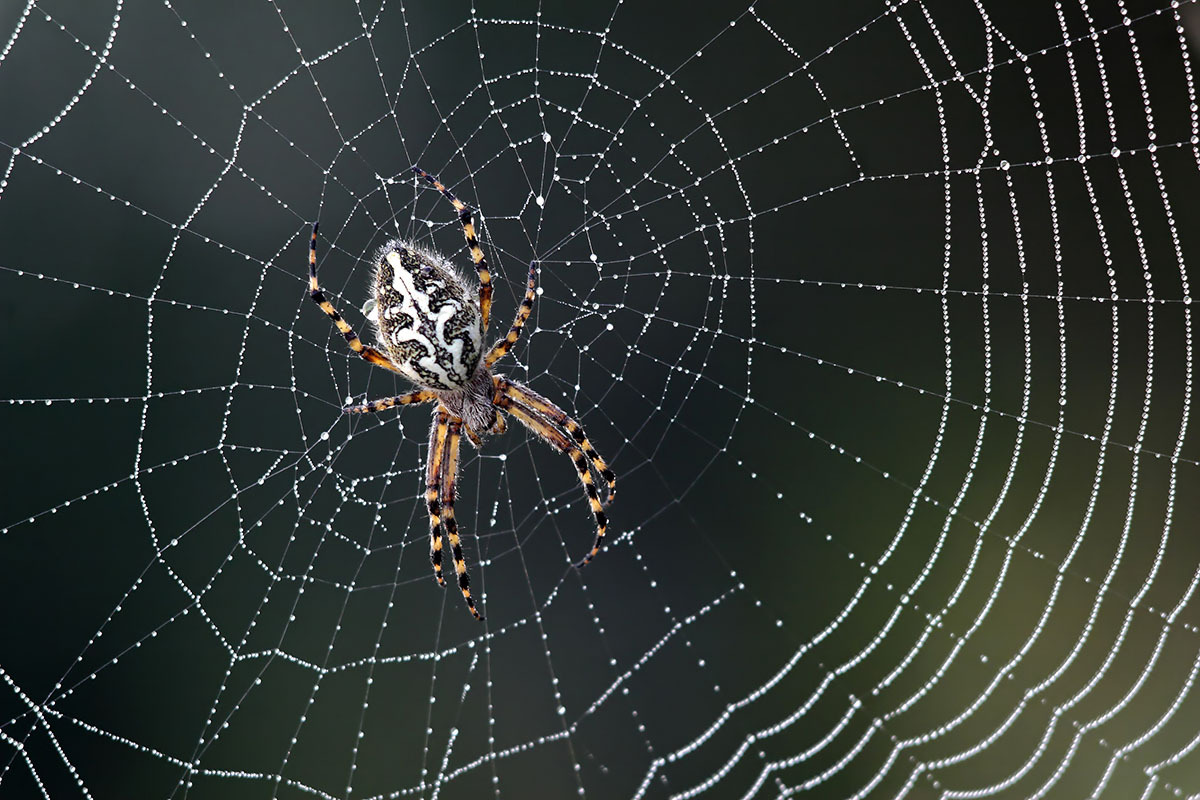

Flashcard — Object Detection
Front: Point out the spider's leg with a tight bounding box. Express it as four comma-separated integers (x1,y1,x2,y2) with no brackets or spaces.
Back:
426,409,450,588
495,378,616,504
411,167,493,330
308,222,409,376
462,425,484,449
343,390,436,414
485,260,538,368
495,394,609,568
443,418,483,620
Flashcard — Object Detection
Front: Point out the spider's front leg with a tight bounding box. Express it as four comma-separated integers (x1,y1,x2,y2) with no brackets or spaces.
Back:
494,390,612,568
463,425,484,449
442,418,483,620
460,414,505,447
496,379,616,504
426,409,450,588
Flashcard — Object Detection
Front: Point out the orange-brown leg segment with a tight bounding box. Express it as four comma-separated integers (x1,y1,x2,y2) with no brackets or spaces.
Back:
463,425,484,449
485,260,539,368
343,390,436,414
308,222,408,376
495,378,616,504
426,409,450,588
411,167,493,330
443,418,483,620
495,394,610,567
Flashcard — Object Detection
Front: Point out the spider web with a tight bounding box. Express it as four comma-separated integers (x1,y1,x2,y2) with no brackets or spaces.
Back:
2,0,1200,797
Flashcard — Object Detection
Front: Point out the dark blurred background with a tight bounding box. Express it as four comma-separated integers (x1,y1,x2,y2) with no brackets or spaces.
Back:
2,1,1199,798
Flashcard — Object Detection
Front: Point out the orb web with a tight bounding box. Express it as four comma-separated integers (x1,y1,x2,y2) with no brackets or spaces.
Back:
1,1,1199,798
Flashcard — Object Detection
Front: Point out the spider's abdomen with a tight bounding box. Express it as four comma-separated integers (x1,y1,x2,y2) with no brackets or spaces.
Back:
366,240,483,390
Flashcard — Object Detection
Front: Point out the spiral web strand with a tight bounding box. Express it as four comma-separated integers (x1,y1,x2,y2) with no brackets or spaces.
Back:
2,1,1200,798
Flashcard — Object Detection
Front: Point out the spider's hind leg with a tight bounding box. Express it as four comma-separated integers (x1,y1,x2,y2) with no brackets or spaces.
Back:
411,166,493,330
307,222,410,376
485,260,539,368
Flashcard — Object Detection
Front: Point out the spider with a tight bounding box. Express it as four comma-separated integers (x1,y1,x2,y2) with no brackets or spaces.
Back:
307,166,616,620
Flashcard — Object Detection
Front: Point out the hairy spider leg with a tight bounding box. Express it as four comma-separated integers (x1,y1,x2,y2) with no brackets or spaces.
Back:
462,425,484,449
496,393,610,568
485,260,539,368
426,409,450,588
442,418,483,619
308,222,411,376
343,390,436,414
496,378,616,505
411,166,493,330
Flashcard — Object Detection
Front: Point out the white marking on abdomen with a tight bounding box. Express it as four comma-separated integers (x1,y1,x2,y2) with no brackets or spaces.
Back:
382,251,481,388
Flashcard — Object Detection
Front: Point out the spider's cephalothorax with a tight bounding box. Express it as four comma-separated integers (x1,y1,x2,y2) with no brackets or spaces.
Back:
306,166,616,620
